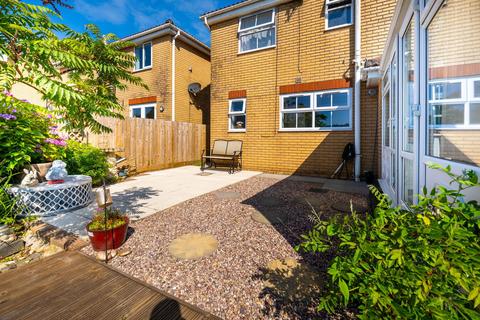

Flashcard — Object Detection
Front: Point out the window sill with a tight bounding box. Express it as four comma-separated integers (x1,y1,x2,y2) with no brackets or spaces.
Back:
228,129,246,133
278,127,352,132
133,66,152,73
237,45,276,56
325,23,353,31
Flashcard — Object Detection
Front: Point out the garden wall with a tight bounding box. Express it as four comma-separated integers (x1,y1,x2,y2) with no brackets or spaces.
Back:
86,118,206,173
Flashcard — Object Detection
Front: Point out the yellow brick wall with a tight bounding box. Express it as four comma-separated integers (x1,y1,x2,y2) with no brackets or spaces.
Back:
209,0,395,176
174,41,211,125
117,35,210,125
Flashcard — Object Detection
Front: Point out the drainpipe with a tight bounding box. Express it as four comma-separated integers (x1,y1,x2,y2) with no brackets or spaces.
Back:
171,29,181,122
354,0,361,182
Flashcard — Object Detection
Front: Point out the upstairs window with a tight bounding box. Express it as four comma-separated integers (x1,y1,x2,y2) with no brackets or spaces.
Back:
238,9,276,53
228,98,246,131
134,42,152,71
325,0,353,30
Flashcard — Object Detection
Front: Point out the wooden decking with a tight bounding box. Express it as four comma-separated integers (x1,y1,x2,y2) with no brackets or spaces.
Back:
0,252,220,320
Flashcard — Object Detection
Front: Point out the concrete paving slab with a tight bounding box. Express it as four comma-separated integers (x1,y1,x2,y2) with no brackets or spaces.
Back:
41,203,96,238
106,166,261,220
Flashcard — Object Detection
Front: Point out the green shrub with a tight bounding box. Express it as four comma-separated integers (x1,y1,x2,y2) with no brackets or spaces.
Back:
0,175,19,226
297,165,480,319
64,141,114,186
0,92,66,177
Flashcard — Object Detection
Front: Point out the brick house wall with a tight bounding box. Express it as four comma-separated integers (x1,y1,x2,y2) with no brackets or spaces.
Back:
117,32,210,126
208,0,395,177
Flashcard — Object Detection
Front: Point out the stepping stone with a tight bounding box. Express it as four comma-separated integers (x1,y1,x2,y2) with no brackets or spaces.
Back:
256,196,287,208
263,258,321,301
214,191,241,200
169,233,218,260
251,210,288,225
307,187,328,194
196,172,213,176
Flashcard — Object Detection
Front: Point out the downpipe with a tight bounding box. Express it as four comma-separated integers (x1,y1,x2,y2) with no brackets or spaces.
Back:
354,0,362,182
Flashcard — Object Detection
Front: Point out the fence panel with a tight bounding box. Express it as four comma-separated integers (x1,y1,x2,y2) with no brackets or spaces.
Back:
86,118,206,173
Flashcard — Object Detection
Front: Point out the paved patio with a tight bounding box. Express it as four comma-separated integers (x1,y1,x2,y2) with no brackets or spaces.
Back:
42,166,260,236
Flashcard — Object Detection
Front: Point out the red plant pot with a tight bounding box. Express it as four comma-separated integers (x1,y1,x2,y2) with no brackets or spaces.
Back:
86,216,129,251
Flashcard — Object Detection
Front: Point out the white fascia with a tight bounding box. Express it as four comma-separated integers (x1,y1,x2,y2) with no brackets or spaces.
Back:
201,0,293,26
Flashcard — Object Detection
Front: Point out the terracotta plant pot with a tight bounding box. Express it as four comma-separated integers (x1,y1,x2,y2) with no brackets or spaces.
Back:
86,216,129,251
28,162,53,181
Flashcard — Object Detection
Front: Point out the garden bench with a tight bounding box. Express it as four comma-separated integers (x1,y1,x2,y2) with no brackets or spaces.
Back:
201,140,243,174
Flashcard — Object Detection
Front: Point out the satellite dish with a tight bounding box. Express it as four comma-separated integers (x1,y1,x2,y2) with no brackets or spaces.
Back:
188,82,201,95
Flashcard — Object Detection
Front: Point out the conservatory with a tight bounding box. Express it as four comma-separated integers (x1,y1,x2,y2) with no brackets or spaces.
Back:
379,0,480,204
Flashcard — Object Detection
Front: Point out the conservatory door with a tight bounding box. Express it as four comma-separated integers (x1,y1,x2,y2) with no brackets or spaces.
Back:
381,54,398,201
399,16,417,205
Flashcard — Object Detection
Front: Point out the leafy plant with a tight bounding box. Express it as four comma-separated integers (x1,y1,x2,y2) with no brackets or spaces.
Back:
297,165,480,319
0,93,66,177
64,141,114,186
0,0,146,135
0,174,19,226
88,208,126,232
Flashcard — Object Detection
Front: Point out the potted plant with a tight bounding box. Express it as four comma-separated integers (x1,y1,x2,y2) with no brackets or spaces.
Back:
86,208,129,251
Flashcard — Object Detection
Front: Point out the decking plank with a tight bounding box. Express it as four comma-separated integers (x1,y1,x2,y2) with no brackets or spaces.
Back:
0,251,220,320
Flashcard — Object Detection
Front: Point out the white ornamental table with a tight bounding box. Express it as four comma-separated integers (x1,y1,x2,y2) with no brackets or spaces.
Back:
9,175,94,216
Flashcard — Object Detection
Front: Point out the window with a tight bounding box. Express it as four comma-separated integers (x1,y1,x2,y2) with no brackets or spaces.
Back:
238,9,276,53
325,0,353,30
280,89,352,130
229,99,246,131
130,103,156,119
134,42,152,71
427,78,480,128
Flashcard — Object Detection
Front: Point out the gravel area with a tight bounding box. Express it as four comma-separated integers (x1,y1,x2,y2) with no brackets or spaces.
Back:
83,175,368,319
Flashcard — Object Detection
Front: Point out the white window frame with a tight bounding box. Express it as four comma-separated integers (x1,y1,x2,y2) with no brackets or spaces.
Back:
129,103,156,119
428,77,480,129
228,98,246,132
279,88,352,131
325,0,354,31
133,42,152,71
238,8,276,54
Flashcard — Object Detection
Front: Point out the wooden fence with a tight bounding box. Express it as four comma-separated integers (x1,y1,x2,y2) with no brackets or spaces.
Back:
86,118,206,173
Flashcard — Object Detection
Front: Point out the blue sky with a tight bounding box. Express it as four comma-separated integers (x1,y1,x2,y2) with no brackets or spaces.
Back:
38,0,239,45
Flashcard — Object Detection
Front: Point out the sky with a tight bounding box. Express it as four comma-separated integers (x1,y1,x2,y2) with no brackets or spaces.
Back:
34,0,240,45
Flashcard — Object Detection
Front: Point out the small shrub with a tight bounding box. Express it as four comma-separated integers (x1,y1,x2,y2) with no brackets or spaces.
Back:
0,92,66,177
0,175,19,226
88,208,126,231
297,165,480,319
64,141,114,186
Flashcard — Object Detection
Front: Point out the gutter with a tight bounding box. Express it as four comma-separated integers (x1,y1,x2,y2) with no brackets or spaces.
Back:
171,30,181,122
354,0,361,182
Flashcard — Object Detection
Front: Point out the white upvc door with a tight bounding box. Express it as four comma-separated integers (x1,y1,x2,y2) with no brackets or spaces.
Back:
398,9,420,205
381,51,399,203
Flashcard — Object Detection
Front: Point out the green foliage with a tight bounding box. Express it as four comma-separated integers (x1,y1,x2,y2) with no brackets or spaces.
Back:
0,175,19,226
0,93,66,177
297,165,480,319
0,0,147,135
88,207,126,232
64,141,113,186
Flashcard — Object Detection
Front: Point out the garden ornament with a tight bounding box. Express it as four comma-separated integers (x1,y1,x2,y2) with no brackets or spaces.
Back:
45,160,68,184
21,169,39,187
